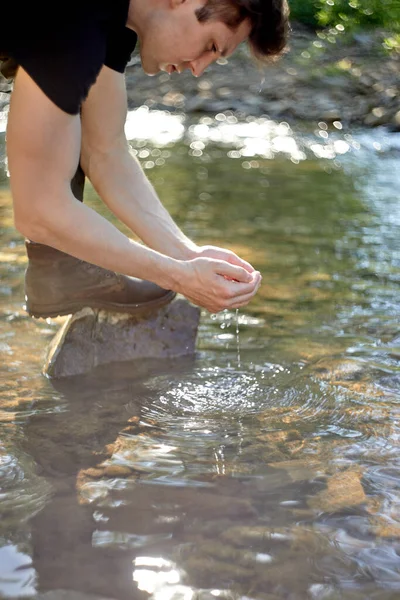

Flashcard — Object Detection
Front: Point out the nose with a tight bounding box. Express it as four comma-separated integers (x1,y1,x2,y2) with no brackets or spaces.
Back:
187,53,216,77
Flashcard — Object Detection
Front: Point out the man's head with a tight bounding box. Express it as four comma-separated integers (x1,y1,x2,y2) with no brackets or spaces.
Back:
129,0,289,77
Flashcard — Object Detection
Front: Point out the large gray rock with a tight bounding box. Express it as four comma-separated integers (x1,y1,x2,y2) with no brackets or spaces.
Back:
43,297,200,378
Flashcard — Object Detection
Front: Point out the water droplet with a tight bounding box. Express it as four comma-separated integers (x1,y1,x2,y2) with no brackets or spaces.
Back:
236,308,241,368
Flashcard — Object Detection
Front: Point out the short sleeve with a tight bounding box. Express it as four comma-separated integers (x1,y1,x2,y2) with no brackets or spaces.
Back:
10,19,106,115
104,26,138,73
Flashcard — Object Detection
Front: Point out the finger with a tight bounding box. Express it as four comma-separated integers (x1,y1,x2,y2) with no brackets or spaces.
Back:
221,269,261,289
218,278,260,299
229,289,260,308
215,262,259,283
227,254,255,273
227,278,262,308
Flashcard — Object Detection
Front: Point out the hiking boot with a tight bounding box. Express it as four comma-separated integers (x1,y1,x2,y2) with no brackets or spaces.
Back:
24,241,176,318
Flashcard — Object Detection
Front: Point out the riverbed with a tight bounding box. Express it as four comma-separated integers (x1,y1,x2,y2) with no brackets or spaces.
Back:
0,110,399,599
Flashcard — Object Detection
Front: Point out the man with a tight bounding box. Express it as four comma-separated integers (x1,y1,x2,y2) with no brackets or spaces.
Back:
1,0,289,318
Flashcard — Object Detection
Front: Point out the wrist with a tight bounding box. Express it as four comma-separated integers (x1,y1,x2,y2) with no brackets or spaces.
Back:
158,256,189,293
173,240,199,261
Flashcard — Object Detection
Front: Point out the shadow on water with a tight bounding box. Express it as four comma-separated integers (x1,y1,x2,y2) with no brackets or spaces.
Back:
18,357,197,600
1,116,400,599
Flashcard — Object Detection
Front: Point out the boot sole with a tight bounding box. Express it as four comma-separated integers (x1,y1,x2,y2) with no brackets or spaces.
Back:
25,290,177,319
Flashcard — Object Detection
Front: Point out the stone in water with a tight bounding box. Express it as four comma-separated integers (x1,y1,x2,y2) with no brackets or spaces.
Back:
43,297,200,378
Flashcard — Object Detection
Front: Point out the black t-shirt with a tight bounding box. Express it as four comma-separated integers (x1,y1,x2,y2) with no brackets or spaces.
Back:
1,1,137,114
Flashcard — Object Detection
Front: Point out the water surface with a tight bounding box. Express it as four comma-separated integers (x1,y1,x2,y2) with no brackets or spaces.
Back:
0,112,399,599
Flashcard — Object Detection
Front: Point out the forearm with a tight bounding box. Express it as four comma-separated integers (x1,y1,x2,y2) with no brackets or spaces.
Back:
18,188,183,291
82,143,198,260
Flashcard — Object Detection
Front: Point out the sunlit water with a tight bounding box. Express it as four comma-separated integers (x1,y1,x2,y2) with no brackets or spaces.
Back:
0,107,400,600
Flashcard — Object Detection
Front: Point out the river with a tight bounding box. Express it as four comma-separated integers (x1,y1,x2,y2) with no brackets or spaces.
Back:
0,109,399,599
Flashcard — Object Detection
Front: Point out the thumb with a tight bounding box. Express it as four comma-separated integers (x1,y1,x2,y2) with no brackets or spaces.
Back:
214,261,254,283
227,254,255,273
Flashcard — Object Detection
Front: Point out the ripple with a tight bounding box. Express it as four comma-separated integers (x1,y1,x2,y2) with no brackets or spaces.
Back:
358,546,400,587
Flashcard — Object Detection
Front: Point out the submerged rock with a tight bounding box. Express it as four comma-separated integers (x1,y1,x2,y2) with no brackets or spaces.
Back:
307,469,366,513
268,458,323,483
102,465,133,478
221,525,292,547
34,592,112,600
43,297,200,378
184,555,254,586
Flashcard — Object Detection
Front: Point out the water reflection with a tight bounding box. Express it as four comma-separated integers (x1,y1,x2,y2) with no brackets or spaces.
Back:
122,106,365,166
1,351,396,598
1,112,400,598
14,359,193,598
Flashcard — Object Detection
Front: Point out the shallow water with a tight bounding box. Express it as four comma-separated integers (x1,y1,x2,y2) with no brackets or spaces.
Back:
0,111,400,599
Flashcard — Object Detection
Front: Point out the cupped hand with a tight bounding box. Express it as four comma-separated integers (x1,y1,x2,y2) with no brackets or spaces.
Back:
176,256,262,313
192,244,255,275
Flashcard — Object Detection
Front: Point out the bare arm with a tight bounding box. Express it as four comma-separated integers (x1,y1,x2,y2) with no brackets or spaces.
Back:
7,67,259,312
80,66,198,261
7,67,182,289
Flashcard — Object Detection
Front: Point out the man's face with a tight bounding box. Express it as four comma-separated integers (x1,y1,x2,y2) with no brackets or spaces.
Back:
138,0,251,77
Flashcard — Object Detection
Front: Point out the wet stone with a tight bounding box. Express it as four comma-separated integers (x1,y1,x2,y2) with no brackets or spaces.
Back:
82,467,104,479
194,540,241,562
188,540,273,572
102,464,133,478
43,297,200,378
221,526,292,547
311,358,367,383
307,469,366,513
369,516,400,539
184,555,254,586
268,459,323,483
257,429,302,444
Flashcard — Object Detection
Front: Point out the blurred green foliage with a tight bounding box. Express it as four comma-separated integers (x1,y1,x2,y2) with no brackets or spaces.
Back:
289,0,400,32
288,0,320,28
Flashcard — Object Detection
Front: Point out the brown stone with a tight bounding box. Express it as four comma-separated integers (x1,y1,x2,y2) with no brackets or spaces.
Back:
103,465,133,478
221,526,291,547
268,458,322,482
43,297,200,378
184,556,253,584
308,469,366,512
370,516,400,539
127,416,140,424
81,468,104,479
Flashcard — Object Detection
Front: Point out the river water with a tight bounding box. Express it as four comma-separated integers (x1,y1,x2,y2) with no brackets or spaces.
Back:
0,109,399,600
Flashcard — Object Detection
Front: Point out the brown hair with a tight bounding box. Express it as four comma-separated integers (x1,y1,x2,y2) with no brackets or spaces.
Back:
195,0,290,62
0,54,19,80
